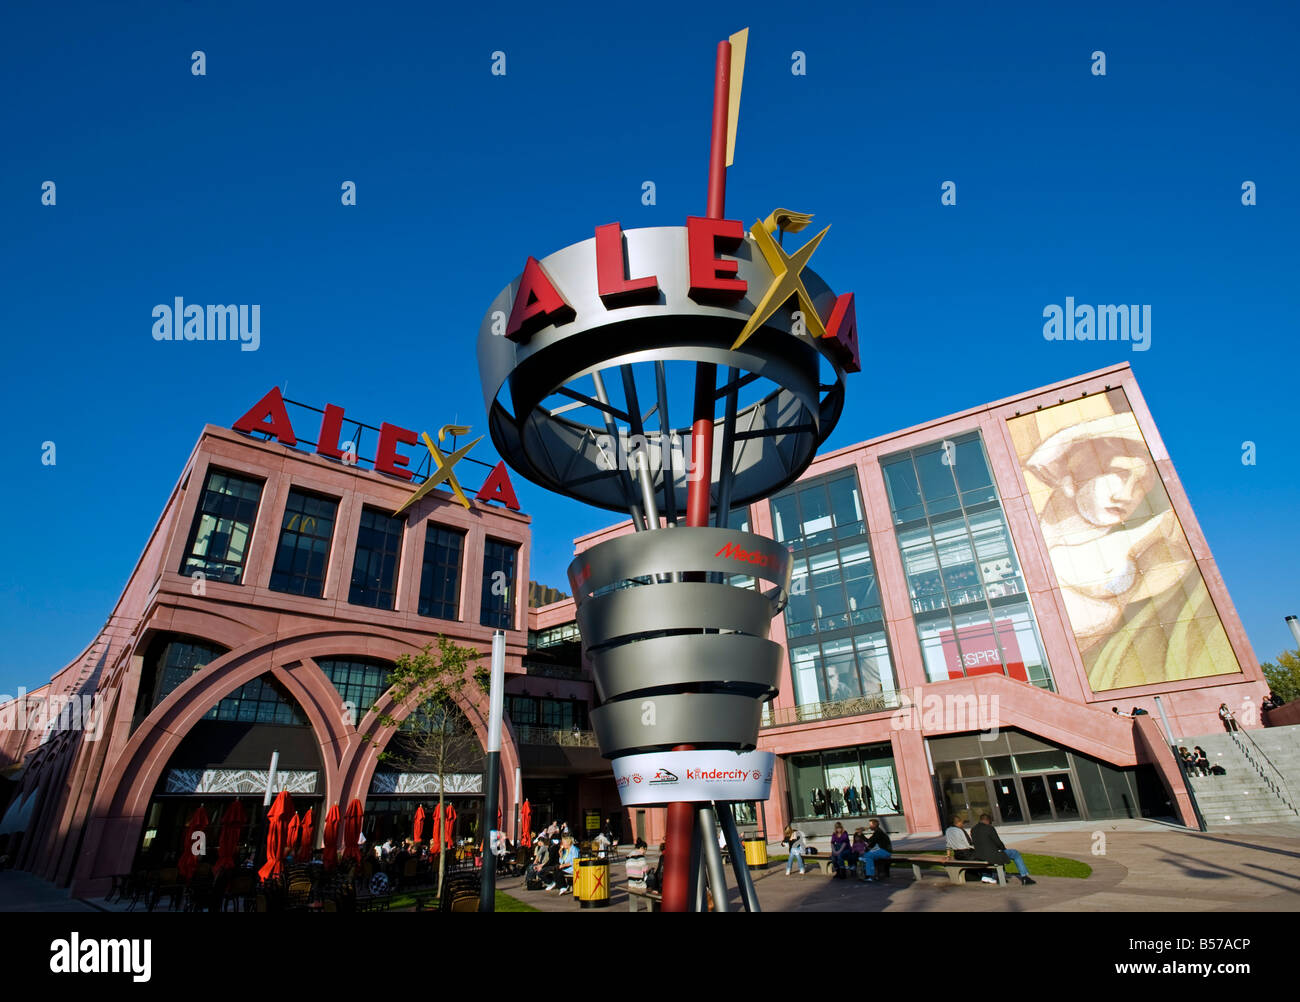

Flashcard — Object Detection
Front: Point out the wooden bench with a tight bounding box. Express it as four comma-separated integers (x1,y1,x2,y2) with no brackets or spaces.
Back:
890,853,1006,886
627,885,661,912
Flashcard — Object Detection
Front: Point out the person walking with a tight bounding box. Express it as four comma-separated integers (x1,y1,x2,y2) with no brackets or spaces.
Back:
784,825,807,875
971,813,1036,885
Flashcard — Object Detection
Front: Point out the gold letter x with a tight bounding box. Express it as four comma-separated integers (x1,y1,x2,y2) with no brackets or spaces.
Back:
393,425,482,514
730,216,830,351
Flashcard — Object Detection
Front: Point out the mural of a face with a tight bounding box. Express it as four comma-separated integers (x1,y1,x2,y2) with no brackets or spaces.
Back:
1066,454,1154,527
1008,391,1241,691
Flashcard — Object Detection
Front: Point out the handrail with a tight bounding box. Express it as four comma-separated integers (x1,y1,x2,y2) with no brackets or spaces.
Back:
762,691,902,728
1223,715,1298,816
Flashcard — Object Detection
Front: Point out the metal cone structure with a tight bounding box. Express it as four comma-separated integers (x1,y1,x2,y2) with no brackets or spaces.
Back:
476,28,857,911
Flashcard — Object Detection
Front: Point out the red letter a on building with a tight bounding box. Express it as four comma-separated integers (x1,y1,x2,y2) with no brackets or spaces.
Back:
233,386,297,446
475,461,521,510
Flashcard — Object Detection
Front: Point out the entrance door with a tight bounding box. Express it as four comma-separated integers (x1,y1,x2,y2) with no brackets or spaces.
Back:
1047,773,1081,819
1021,775,1055,821
944,779,994,825
991,778,1024,824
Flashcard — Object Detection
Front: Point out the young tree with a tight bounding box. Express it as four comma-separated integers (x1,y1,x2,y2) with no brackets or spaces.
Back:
1261,648,1300,705
369,637,487,899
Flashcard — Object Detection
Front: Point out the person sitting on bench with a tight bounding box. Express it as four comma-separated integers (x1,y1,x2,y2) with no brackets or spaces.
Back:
857,817,892,883
945,814,976,860
971,813,1035,885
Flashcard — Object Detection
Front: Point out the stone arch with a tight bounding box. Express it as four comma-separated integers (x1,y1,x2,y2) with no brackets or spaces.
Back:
72,625,523,888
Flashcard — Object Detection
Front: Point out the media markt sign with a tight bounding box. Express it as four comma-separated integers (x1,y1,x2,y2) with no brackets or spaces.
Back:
611,750,776,807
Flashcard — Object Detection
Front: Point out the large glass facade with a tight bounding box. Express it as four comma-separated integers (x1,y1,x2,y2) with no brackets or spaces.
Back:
203,674,306,725
769,470,898,710
929,730,1150,825
268,489,338,597
785,743,901,822
348,507,404,610
319,658,391,720
181,469,263,584
880,433,1054,689
480,538,518,629
417,524,464,621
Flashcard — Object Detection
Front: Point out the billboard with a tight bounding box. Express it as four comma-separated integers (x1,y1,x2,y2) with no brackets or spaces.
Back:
939,618,1026,682
1006,390,1240,692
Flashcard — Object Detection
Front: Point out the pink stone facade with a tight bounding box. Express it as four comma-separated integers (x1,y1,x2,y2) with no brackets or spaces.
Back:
552,364,1267,843
0,425,531,897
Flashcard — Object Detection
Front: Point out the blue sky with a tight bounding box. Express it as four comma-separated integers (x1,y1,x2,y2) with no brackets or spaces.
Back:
1,0,1297,695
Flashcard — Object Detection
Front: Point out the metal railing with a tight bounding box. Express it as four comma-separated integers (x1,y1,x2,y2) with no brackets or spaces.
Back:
514,724,599,747
761,691,903,728
1224,718,1299,816
520,660,586,682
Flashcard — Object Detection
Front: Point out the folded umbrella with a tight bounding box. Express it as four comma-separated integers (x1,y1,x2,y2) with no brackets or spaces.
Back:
178,805,210,883
321,803,340,871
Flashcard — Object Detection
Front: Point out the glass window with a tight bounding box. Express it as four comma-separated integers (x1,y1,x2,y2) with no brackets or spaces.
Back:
786,746,901,820
770,494,801,548
770,469,899,707
790,644,823,707
914,446,960,516
418,524,464,621
788,753,825,819
1013,750,1070,773
204,674,306,725
269,489,338,598
881,457,924,525
155,639,225,703
480,539,519,628
319,658,391,719
822,637,861,702
828,475,864,539
181,469,263,584
882,433,1054,691
348,507,404,609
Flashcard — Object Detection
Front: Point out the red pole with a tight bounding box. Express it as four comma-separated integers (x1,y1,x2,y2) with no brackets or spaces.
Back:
663,36,732,915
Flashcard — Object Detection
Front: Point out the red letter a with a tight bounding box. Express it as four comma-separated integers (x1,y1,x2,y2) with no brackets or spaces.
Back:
475,461,521,510
233,387,297,445
506,257,575,343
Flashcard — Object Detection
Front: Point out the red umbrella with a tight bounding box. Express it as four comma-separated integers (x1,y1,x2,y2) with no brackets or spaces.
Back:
520,800,532,847
287,813,302,860
413,805,426,845
214,800,247,877
321,804,340,871
342,798,364,865
178,805,210,883
429,804,442,855
298,807,314,860
258,791,294,882
444,802,457,849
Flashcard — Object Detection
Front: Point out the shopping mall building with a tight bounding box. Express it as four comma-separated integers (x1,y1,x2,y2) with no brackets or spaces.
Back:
0,362,1269,895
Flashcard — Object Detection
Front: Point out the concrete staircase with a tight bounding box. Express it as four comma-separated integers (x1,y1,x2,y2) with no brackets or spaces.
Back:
1180,724,1300,827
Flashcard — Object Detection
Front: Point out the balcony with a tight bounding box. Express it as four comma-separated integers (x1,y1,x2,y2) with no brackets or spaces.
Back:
761,691,903,728
514,724,599,747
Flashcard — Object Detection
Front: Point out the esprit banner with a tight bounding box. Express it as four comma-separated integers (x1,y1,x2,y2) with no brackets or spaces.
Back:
610,750,775,806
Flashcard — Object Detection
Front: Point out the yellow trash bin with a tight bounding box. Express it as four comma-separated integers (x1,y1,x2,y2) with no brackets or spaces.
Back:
743,835,768,868
574,857,610,908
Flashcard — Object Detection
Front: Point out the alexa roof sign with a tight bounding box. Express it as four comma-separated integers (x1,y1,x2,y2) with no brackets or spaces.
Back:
230,386,520,512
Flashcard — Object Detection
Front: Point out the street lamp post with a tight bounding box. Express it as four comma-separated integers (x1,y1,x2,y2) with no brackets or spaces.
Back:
479,631,506,912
